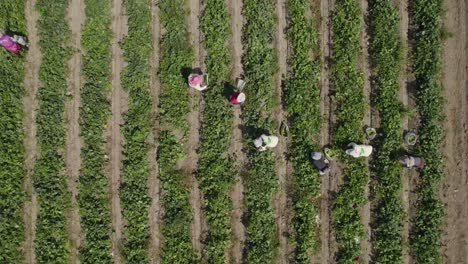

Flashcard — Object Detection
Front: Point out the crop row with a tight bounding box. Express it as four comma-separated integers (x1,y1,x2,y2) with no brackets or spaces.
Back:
158,0,197,262
241,0,278,263
119,0,153,262
410,0,445,263
283,0,322,263
367,1,405,263
0,1,26,262
34,0,72,262
197,0,235,262
77,0,113,262
330,0,368,263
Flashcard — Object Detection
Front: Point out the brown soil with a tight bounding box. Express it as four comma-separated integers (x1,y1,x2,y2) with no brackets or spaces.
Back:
441,0,468,263
148,0,162,263
227,0,246,262
358,0,372,262
395,0,412,262
65,0,85,261
23,0,40,262
318,0,332,261
186,0,205,257
106,0,128,262
272,0,292,263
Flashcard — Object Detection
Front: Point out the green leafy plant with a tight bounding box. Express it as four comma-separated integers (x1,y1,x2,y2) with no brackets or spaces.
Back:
158,0,197,262
198,0,236,262
241,1,279,263
119,0,153,262
0,1,27,262
77,0,113,262
284,0,322,262
330,0,369,263
410,0,445,263
34,0,73,262
368,0,405,263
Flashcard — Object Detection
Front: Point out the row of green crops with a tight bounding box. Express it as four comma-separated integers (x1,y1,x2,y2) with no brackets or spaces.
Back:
119,0,153,262
330,0,369,263
34,0,72,262
409,0,444,263
198,0,235,262
368,1,405,263
158,0,197,262
77,0,113,262
241,1,278,263
283,0,322,263
0,1,26,262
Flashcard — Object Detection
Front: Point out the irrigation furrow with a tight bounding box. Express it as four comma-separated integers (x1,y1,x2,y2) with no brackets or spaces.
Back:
187,0,205,256
65,0,85,260
273,0,291,262
359,0,372,262
148,0,162,262
319,0,333,261
395,0,411,262
23,0,40,262
226,0,246,262
108,0,127,261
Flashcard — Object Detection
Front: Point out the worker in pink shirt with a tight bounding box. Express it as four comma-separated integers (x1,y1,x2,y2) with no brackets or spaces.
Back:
0,28,28,54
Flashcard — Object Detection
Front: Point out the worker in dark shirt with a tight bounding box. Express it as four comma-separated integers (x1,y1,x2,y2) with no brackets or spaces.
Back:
311,151,330,175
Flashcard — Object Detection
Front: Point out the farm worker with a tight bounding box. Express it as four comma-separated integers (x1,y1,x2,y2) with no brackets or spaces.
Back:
345,142,373,158
253,134,279,151
399,155,425,169
188,73,207,91
229,92,246,106
311,151,330,175
0,29,27,54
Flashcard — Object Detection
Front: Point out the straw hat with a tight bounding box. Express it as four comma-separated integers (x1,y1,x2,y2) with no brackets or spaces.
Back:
237,92,246,103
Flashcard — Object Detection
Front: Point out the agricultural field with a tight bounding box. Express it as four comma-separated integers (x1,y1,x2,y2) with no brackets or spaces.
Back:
0,0,467,263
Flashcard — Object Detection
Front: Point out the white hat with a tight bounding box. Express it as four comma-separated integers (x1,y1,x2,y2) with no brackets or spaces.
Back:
237,92,246,103
311,152,322,160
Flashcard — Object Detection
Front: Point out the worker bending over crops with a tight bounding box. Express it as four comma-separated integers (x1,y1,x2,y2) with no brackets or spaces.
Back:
229,92,246,106
0,29,28,54
254,134,279,151
311,151,330,175
188,73,208,91
399,155,425,169
345,142,373,158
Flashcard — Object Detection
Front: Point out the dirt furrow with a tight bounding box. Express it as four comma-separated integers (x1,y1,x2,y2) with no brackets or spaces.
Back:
107,0,128,262
319,0,332,261
395,0,411,263
148,0,162,263
441,0,468,263
65,0,85,261
359,0,372,262
23,0,40,262
186,0,205,256
272,0,291,263
227,0,246,262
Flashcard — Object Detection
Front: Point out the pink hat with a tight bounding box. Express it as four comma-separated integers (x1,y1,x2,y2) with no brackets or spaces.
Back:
188,74,203,86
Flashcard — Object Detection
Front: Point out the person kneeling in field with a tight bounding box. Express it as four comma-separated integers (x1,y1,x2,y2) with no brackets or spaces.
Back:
399,155,425,169
311,151,330,175
253,134,279,152
345,142,373,158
